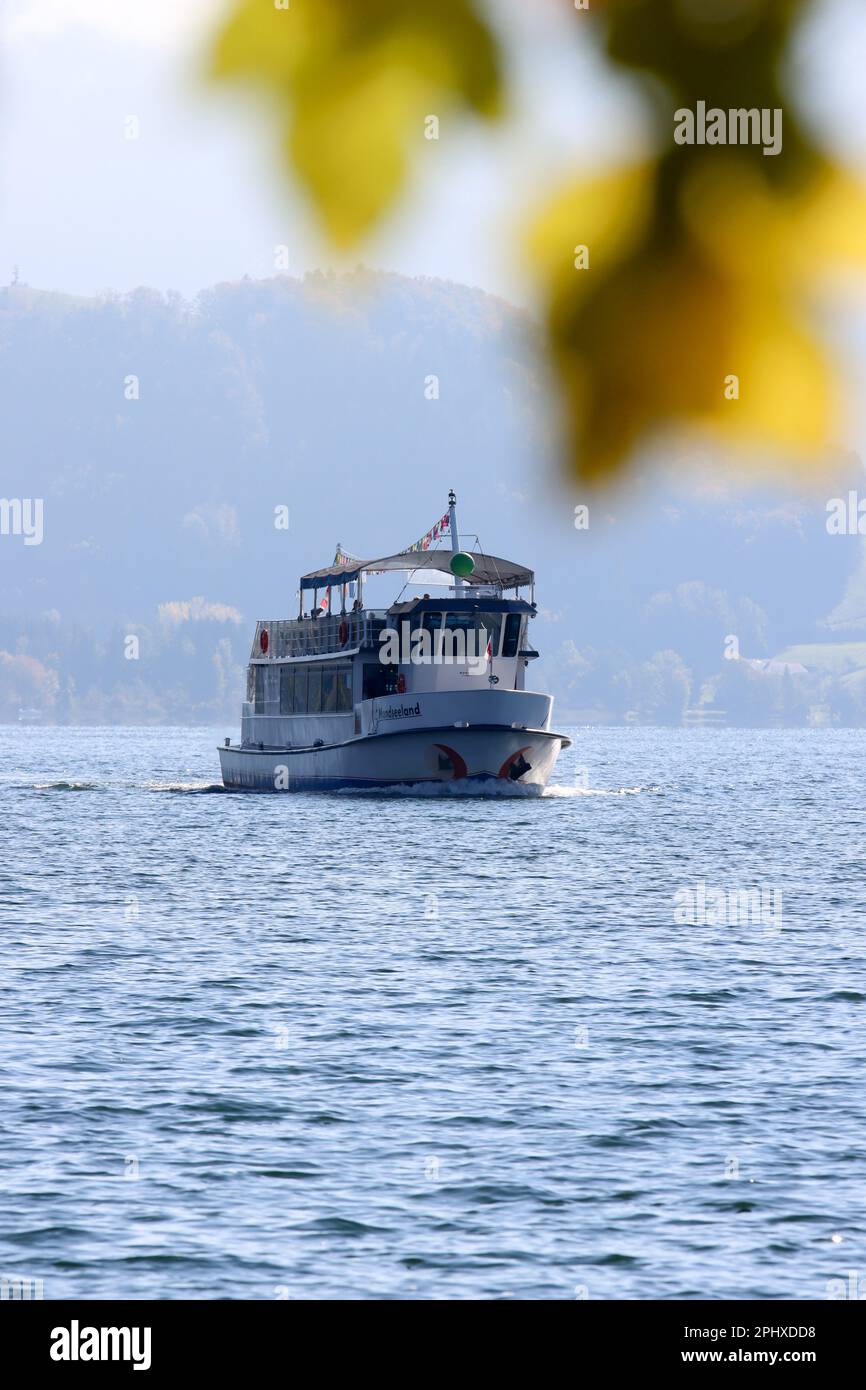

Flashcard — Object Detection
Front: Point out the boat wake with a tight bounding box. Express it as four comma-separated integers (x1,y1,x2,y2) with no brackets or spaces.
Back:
19,779,655,799
543,784,656,797
145,781,228,794
32,781,100,792
13,779,228,794
331,779,545,799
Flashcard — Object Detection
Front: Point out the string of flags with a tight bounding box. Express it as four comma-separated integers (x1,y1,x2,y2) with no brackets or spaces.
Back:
401,513,450,554
333,543,375,589
317,517,452,610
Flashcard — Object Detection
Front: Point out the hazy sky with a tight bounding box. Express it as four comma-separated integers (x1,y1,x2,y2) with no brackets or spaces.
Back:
3,0,863,305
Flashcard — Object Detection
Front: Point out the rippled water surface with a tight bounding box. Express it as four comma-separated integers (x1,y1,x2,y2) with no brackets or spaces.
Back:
1,725,864,1300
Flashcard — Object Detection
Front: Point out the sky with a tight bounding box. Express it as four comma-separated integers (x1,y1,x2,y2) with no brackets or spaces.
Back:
4,0,862,307
0,0,622,301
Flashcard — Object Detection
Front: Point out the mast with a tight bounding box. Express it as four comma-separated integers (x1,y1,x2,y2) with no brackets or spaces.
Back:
448,488,464,593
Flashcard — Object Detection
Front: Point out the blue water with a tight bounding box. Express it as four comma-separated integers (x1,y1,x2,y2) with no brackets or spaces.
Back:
1,725,864,1300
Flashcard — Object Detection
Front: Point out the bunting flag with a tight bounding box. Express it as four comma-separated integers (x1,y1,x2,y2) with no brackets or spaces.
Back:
338,541,401,579
334,543,376,586
329,520,452,605
401,513,450,555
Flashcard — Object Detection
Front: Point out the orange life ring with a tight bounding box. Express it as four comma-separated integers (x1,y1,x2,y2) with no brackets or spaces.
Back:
397,673,406,695
339,619,348,646
259,628,269,653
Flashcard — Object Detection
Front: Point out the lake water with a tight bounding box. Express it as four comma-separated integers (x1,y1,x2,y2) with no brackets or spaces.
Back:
1,725,864,1300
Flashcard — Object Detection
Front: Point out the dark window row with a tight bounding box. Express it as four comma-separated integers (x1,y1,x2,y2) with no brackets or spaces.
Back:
251,663,352,714
280,663,352,714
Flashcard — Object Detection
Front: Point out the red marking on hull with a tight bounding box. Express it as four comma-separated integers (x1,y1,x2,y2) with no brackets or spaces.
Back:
497,746,531,779
433,743,468,780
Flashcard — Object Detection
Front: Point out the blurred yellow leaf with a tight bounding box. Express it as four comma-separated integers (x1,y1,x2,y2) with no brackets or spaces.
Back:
795,169,866,273
530,155,841,482
721,290,833,453
528,164,655,296
209,0,502,245
206,0,866,485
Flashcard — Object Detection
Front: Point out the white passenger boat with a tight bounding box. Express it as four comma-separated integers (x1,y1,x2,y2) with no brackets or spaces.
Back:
218,493,571,792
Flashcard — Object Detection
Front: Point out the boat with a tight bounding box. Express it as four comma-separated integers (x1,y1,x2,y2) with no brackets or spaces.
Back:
218,492,571,793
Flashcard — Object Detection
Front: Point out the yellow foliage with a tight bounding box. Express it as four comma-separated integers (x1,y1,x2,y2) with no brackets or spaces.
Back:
528,165,655,295
209,0,502,245
530,146,855,481
208,0,866,484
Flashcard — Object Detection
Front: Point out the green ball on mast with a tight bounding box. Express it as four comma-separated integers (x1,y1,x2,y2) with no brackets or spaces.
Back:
449,551,475,578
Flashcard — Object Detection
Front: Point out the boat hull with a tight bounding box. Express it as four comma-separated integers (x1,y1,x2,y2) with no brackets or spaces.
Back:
218,724,569,793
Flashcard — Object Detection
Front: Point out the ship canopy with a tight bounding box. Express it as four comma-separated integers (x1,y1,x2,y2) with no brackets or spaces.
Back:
299,549,533,593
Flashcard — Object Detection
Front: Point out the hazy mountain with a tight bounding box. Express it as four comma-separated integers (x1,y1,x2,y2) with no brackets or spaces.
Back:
1,271,863,724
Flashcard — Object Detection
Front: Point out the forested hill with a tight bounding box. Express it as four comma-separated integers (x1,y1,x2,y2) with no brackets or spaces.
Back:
0,271,543,622
1,271,863,724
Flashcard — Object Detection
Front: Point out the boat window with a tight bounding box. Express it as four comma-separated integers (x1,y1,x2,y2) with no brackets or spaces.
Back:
307,666,322,713
337,670,353,712
247,666,256,705
265,666,280,711
502,613,523,658
478,613,503,658
293,666,308,713
254,665,267,713
321,669,338,713
363,663,383,700
443,612,476,635
362,662,397,699
280,665,294,714
442,611,502,663
441,612,473,662
409,610,444,657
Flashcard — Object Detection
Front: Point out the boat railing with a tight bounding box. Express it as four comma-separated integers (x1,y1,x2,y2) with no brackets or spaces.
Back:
251,611,388,661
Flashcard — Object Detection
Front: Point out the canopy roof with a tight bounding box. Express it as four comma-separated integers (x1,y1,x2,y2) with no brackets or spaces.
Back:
300,549,533,592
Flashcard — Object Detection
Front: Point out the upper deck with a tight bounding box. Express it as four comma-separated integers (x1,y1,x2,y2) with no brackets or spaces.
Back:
250,595,536,663
250,610,384,662
251,495,537,665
